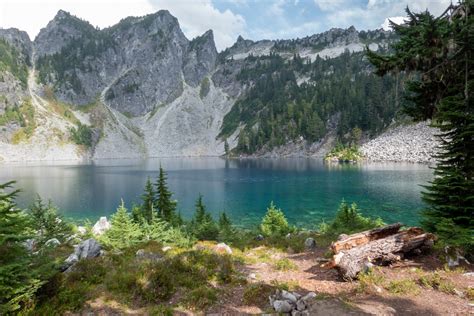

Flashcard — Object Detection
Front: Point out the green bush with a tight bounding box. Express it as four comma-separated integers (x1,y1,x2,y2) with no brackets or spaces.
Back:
28,195,74,245
0,182,42,314
69,123,93,147
199,77,210,99
273,258,297,271
100,201,142,250
260,202,291,237
183,285,217,310
319,200,384,239
189,195,219,240
325,144,362,162
136,265,175,302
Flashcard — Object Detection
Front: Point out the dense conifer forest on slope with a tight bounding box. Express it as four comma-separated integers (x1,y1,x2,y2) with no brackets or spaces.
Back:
219,51,403,154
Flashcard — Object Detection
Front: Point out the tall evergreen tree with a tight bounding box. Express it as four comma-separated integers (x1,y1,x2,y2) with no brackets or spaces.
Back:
155,166,178,224
191,194,219,240
29,195,73,244
140,177,156,223
0,182,41,313
367,1,473,253
194,194,207,225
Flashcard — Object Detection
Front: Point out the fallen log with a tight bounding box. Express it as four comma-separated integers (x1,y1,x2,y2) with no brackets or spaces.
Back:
331,223,403,253
331,225,436,280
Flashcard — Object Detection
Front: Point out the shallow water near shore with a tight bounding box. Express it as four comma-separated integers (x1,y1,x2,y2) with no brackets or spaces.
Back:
0,158,432,228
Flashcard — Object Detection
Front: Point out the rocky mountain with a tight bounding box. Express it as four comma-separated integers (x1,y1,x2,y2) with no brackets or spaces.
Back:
0,9,424,162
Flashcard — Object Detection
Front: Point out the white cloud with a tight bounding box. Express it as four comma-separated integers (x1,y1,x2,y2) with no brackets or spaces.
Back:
269,0,287,16
0,0,155,40
314,0,452,31
149,0,246,50
314,0,346,11
0,0,245,51
381,16,407,30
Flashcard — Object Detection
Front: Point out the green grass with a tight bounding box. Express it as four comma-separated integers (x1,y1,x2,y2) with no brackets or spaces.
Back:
387,279,420,295
418,271,456,294
182,286,218,310
273,258,297,271
357,269,385,293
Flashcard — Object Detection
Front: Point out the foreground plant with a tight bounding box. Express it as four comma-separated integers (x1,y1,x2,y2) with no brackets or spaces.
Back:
0,182,41,313
367,1,474,255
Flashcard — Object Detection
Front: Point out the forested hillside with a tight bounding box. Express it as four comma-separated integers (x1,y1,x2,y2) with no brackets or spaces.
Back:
219,50,403,154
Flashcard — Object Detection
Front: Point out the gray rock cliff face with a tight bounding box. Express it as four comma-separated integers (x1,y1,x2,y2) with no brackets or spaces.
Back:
0,28,32,62
34,10,219,117
34,10,94,59
1,10,425,161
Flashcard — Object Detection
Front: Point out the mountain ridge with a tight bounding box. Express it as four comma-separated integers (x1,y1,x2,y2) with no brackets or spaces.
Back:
0,9,435,162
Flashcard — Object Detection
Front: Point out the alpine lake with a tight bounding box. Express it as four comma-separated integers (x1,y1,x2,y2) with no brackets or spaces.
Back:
0,158,433,228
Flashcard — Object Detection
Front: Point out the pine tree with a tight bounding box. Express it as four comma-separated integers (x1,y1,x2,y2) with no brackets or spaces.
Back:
140,177,156,223
218,212,232,232
218,212,235,242
0,182,41,314
191,194,219,240
101,200,142,250
29,195,73,244
155,166,178,224
367,2,474,254
224,139,230,156
260,201,290,237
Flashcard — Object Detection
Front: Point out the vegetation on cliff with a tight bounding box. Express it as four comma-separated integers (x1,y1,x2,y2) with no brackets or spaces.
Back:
220,51,403,154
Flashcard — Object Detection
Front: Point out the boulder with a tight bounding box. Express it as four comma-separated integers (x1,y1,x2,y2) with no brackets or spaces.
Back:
215,242,233,255
63,238,102,272
45,238,61,247
255,234,264,241
304,237,316,249
296,299,306,311
24,239,36,252
300,292,317,303
273,300,293,313
92,216,111,235
281,290,297,303
77,226,87,235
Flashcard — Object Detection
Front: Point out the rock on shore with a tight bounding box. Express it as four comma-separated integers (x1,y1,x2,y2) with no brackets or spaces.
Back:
361,121,439,163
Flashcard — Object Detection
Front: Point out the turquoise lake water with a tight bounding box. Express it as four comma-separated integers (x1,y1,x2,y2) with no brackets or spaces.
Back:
0,158,433,228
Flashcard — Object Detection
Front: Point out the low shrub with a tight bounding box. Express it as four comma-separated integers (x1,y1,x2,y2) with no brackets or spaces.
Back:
183,285,218,310
260,202,292,237
273,258,297,271
243,282,273,306
387,279,420,295
418,271,455,294
319,200,384,239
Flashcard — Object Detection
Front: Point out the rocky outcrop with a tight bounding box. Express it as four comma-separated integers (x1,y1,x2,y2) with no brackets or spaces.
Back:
269,289,317,314
63,238,102,272
0,10,413,162
34,10,95,59
361,121,439,163
92,217,111,236
0,28,32,63
34,10,217,117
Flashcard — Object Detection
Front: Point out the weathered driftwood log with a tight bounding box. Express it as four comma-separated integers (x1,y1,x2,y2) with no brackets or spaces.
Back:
331,226,436,280
331,223,403,253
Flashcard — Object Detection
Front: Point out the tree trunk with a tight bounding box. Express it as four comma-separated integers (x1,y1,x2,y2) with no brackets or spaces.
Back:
331,225,436,280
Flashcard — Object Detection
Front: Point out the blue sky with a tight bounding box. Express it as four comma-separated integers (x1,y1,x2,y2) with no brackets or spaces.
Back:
1,0,452,50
